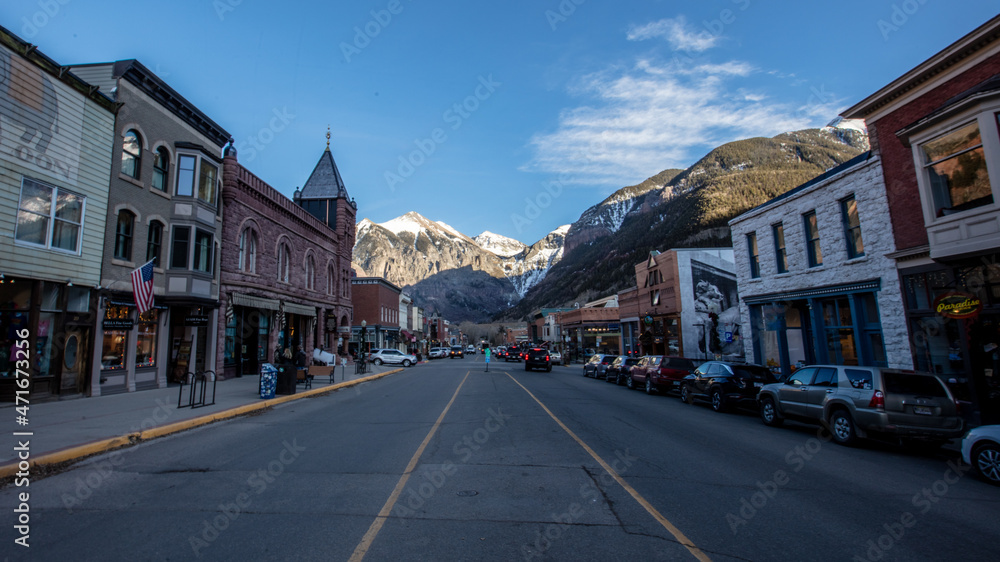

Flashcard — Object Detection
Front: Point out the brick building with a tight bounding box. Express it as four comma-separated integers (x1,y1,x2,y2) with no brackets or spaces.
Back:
217,137,355,378
69,60,230,394
351,277,402,354
843,14,1000,424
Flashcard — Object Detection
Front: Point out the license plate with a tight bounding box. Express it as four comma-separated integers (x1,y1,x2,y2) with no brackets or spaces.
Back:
753,382,763,388
913,406,932,415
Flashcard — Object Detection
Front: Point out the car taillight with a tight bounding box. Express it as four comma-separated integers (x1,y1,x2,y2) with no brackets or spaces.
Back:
868,390,885,410
545,356,550,362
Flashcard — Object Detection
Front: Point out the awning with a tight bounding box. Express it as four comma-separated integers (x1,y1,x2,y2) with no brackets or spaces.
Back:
282,301,317,317
743,279,882,305
230,292,280,311
400,330,412,340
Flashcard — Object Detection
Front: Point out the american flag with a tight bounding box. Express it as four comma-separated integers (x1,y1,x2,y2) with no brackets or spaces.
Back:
131,260,155,314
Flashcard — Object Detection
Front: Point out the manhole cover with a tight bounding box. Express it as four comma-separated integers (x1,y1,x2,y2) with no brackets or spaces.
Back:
456,490,479,497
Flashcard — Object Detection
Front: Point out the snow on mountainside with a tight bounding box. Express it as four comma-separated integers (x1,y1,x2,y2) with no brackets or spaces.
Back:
474,231,528,257
352,214,568,321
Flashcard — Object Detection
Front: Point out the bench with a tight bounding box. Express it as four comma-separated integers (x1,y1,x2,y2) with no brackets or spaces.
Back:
301,365,337,388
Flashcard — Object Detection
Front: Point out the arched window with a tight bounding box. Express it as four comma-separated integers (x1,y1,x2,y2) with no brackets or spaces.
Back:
239,229,258,273
306,255,315,290
146,220,163,266
152,147,169,191
122,130,142,179
114,210,135,261
327,264,336,295
277,243,291,283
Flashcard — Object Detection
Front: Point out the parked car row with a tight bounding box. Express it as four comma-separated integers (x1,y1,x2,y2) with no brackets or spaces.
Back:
580,355,998,485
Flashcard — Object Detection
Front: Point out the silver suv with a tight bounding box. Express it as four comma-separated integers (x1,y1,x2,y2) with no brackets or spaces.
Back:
368,349,417,367
757,365,964,446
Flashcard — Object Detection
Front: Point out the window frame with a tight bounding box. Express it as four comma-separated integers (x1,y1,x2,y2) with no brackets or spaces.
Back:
114,210,135,262
772,223,788,274
14,177,86,255
121,129,142,180
193,229,214,274
238,228,258,274
152,147,169,192
803,210,822,267
746,232,760,279
277,243,291,283
170,226,191,270
840,194,865,259
146,220,163,266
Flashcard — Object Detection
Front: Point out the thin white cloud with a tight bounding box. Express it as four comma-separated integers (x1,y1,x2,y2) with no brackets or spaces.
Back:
627,16,717,52
525,58,845,186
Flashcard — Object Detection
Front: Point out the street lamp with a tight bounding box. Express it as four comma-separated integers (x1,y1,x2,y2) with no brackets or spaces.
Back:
359,320,368,374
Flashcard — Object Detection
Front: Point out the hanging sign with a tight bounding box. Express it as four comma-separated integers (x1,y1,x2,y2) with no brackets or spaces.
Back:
934,292,982,319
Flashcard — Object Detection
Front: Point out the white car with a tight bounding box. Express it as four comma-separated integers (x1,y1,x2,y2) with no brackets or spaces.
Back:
549,350,562,364
429,347,448,359
962,425,1000,486
368,349,417,367
466,345,476,354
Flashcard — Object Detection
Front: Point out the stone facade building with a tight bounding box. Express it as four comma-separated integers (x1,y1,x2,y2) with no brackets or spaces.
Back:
0,27,116,400
217,140,356,378
730,153,910,375
843,14,1000,424
69,60,230,394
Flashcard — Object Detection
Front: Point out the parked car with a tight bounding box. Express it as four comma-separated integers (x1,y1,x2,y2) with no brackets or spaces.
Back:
680,361,778,412
466,345,476,354
429,347,448,359
549,350,562,364
628,356,697,393
606,356,640,385
757,365,965,447
525,347,552,372
449,346,464,359
369,349,418,367
583,354,615,378
962,425,1000,486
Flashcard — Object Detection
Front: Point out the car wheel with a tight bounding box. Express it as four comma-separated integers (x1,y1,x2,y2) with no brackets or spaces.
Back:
583,368,589,377
759,397,783,426
373,358,383,366
710,388,727,413
645,376,656,395
971,442,1000,486
680,384,694,405
402,359,412,367
626,375,635,390
829,410,858,446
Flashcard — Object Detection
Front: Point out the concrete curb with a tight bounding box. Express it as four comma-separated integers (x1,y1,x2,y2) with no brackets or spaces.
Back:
0,367,403,479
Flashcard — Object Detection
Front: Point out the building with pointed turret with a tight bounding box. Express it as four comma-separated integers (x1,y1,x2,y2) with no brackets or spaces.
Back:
216,132,356,378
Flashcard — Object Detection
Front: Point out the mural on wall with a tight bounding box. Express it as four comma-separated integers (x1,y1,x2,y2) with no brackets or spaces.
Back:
0,44,84,187
691,260,743,357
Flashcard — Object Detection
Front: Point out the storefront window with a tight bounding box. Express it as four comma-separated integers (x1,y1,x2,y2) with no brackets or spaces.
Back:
258,313,270,361
822,298,858,365
36,282,62,378
102,304,131,371
135,310,158,368
224,311,237,366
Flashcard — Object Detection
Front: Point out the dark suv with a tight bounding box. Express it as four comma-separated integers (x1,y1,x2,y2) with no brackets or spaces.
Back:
606,356,640,385
525,348,552,372
680,361,778,412
628,356,697,394
757,365,965,446
505,346,522,362
583,354,617,378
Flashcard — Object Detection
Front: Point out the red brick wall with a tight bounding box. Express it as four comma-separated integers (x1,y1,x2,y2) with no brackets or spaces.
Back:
351,281,400,328
870,51,1000,251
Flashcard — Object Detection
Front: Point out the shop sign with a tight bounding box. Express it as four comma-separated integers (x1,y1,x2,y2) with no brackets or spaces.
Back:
185,315,210,327
643,315,653,326
103,319,133,330
934,292,982,319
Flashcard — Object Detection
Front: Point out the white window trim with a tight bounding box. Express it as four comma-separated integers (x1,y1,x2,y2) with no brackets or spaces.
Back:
174,152,221,207
13,176,86,255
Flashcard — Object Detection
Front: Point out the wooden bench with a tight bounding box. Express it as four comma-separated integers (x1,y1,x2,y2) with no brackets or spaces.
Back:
304,365,337,387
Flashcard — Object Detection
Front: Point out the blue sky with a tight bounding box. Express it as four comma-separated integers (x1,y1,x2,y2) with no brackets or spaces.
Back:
4,1,997,244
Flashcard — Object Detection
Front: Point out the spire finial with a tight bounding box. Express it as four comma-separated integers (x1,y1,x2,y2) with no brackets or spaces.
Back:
326,126,331,149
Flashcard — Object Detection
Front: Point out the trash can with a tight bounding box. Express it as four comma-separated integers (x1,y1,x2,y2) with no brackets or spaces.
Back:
260,364,277,399
276,362,297,395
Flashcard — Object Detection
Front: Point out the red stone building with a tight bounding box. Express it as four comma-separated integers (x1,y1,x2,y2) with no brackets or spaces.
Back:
843,15,1000,424
217,139,355,378
351,277,402,353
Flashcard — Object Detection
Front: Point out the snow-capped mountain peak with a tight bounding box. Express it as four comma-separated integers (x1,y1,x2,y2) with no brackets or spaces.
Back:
474,231,528,257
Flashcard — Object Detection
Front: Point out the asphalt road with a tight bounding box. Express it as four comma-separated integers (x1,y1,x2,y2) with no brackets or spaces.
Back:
4,357,999,561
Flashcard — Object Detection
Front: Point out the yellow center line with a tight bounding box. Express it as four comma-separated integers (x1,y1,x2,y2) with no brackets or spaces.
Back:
505,372,713,562
349,371,471,562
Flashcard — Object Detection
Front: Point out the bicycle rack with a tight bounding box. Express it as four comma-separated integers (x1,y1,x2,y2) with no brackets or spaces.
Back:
178,370,218,408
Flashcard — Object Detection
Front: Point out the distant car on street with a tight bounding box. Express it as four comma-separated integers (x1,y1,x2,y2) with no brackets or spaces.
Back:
449,346,464,359
429,347,448,359
525,347,552,372
368,349,417,367
549,349,562,364
466,345,476,354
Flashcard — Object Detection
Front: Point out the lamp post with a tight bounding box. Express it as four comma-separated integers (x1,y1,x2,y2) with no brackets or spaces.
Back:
359,320,368,374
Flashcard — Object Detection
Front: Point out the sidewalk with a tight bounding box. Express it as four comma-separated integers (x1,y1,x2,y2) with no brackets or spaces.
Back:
1,363,406,477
